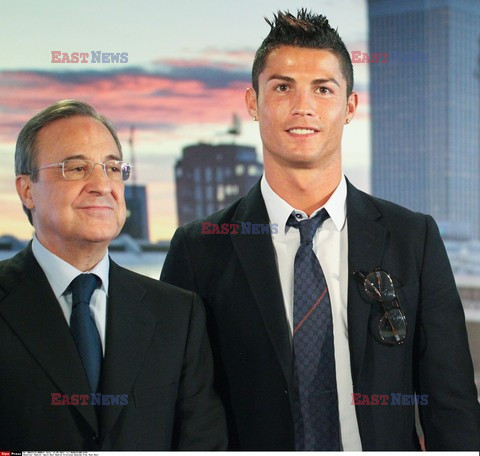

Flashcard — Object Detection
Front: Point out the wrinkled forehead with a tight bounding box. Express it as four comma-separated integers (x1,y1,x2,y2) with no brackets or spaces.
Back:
35,116,121,163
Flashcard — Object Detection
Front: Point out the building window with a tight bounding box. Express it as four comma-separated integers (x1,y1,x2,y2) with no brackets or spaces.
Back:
205,185,213,202
194,184,203,202
217,185,225,202
235,164,245,176
194,168,201,183
248,165,260,176
225,185,239,196
205,167,212,182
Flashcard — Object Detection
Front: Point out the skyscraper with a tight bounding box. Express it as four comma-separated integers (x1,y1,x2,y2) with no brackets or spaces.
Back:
175,143,262,226
368,0,480,240
120,184,150,240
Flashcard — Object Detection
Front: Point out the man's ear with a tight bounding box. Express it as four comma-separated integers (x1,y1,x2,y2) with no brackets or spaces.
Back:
345,91,359,124
245,87,258,120
16,175,35,210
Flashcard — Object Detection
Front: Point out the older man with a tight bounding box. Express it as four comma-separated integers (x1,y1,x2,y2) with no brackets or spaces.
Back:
0,100,226,451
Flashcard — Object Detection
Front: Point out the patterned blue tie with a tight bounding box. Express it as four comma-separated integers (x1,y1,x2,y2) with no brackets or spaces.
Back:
287,209,340,451
70,274,102,393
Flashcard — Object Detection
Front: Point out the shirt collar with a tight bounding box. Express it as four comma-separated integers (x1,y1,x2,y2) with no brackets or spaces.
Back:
260,174,347,234
32,235,110,298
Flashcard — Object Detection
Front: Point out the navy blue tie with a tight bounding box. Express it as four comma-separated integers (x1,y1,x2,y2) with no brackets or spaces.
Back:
287,209,340,451
70,274,102,393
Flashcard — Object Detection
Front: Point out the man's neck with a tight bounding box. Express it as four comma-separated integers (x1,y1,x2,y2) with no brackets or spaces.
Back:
35,234,108,272
264,161,342,216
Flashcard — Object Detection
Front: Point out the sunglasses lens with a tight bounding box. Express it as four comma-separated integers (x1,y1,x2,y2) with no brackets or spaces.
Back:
364,270,396,302
379,307,406,344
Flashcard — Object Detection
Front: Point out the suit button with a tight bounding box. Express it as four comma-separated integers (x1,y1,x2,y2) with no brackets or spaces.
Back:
284,389,288,395
93,434,100,443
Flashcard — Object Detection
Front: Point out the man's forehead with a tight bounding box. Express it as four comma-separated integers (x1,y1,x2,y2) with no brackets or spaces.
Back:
271,44,337,56
36,116,118,153
39,115,106,135
263,46,342,71
259,46,346,87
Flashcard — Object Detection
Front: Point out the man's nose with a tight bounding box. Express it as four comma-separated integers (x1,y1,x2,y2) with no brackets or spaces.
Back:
86,163,113,193
291,90,315,116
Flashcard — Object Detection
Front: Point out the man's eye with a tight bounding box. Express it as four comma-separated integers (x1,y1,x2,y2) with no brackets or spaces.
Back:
66,165,86,173
317,87,332,94
107,162,121,173
275,84,289,92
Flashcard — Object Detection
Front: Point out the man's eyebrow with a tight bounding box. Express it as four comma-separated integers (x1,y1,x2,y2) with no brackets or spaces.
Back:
312,77,341,88
267,74,296,83
105,153,122,161
61,153,122,161
267,74,341,88
61,154,85,160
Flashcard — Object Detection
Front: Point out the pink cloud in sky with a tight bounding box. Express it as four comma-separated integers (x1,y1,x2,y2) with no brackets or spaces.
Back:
0,51,370,147
156,47,255,69
0,57,254,145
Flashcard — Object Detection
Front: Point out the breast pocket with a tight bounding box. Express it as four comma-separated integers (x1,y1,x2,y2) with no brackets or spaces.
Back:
368,282,419,346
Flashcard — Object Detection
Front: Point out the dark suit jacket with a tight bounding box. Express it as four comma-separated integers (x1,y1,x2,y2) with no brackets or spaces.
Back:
160,179,480,451
0,245,227,451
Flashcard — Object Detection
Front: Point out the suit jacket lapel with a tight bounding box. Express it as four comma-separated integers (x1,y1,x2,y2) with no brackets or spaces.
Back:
229,181,293,384
0,246,98,433
346,181,386,384
227,180,387,388
99,260,156,440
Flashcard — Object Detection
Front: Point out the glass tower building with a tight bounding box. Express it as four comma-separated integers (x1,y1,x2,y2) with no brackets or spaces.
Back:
368,0,480,240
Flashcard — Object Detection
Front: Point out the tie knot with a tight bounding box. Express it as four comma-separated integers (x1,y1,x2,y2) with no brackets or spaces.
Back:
287,208,329,244
70,274,99,307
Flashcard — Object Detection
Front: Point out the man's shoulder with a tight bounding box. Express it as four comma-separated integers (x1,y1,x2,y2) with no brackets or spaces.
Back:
348,182,432,224
178,194,250,238
0,256,13,274
0,246,34,281
110,260,196,302
0,247,41,304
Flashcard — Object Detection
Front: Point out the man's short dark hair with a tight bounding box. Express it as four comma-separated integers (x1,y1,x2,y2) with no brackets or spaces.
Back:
15,99,122,224
252,9,354,97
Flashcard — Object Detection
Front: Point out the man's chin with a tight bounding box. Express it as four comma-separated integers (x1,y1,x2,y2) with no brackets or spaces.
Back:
81,227,122,245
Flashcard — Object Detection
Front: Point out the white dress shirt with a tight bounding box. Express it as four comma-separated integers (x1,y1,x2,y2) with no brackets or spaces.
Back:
260,174,362,450
32,235,109,356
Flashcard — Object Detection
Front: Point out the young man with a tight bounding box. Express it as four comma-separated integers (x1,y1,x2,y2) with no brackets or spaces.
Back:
0,100,227,450
161,10,480,450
